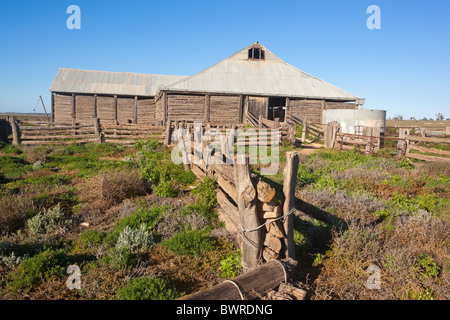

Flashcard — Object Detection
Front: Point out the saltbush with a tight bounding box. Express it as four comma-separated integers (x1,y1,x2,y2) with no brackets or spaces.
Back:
115,225,154,252
26,204,68,235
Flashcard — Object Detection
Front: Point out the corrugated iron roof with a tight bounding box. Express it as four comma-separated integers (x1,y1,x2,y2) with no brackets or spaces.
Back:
49,69,187,96
162,42,359,101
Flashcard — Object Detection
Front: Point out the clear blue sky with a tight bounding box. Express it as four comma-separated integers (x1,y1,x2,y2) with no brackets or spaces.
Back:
0,0,449,119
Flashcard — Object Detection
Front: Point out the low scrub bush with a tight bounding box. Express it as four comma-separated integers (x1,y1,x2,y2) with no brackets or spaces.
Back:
101,247,137,271
79,169,148,211
116,277,182,300
192,177,217,210
105,205,171,245
154,179,179,198
218,251,242,278
115,225,155,253
156,210,209,240
0,190,37,234
162,229,216,256
7,249,69,292
26,204,69,235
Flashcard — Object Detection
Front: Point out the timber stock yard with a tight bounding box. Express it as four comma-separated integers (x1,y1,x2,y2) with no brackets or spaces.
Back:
0,0,449,307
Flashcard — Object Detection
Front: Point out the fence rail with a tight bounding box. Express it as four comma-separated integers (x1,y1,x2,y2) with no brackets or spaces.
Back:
4,116,166,146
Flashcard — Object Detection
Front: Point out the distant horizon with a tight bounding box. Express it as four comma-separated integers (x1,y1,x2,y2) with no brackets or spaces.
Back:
1,1,449,120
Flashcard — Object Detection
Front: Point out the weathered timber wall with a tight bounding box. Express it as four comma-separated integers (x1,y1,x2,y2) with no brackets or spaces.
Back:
138,98,155,125
210,95,240,125
97,96,116,124
167,94,205,121
325,102,357,110
248,96,268,120
53,94,73,123
53,93,157,126
290,99,323,124
117,97,135,124
76,95,95,122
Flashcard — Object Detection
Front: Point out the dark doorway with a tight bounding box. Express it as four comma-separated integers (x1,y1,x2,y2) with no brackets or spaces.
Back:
268,97,286,122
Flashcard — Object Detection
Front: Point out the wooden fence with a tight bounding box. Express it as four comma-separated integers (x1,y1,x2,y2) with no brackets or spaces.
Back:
4,116,165,146
398,128,450,162
285,113,323,143
164,119,295,148
323,122,450,162
180,139,300,299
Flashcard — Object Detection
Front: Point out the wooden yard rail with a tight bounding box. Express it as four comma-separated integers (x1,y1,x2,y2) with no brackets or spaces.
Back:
398,128,450,162
5,116,165,146
285,113,323,143
164,119,292,148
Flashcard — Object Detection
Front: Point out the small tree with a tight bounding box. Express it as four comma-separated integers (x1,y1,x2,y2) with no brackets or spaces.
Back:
436,113,444,121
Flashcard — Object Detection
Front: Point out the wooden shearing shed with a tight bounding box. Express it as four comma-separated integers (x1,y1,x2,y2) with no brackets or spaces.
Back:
50,42,364,126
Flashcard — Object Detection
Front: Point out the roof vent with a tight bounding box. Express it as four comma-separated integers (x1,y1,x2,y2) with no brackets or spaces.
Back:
248,45,265,61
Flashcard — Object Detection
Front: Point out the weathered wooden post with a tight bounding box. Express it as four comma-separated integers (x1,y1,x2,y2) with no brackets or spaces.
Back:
365,127,373,155
283,151,299,260
324,122,332,148
274,118,279,129
94,118,104,144
164,120,173,146
301,118,307,142
234,157,261,270
289,122,296,145
397,128,410,158
0,119,9,143
8,116,21,146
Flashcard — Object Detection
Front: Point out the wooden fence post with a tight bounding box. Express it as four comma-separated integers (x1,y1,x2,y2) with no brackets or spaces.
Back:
0,119,9,143
324,122,332,148
446,126,450,135
365,127,373,155
8,116,21,146
164,120,173,146
234,157,261,270
397,128,409,158
283,151,299,260
94,118,104,144
301,118,307,142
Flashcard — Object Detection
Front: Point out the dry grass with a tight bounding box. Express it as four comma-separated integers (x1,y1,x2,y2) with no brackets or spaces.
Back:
79,170,149,212
312,213,450,300
0,191,36,235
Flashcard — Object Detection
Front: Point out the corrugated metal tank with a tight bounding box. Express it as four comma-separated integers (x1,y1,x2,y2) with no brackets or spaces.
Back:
322,109,387,134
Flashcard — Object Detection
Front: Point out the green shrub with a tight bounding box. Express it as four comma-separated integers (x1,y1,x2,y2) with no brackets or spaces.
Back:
417,254,441,279
154,179,179,197
105,205,170,245
26,204,69,235
32,160,45,171
218,251,242,278
102,247,137,271
116,277,182,300
116,225,154,252
399,156,415,169
7,249,69,292
297,164,319,187
162,229,216,256
192,177,217,210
